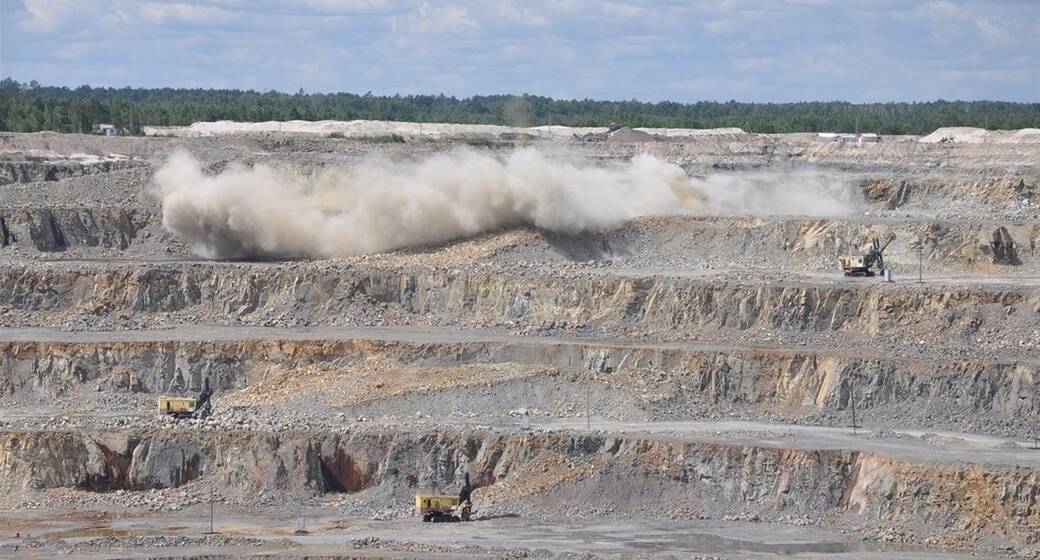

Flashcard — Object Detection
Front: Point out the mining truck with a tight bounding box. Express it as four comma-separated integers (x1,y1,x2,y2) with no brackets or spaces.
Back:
415,473,474,522
839,234,895,277
157,378,213,419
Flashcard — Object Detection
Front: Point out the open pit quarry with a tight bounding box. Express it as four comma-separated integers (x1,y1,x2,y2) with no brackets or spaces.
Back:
0,123,1038,559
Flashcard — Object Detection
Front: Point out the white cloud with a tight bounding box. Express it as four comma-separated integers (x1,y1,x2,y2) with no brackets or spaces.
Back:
409,2,476,33
18,0,240,31
296,0,405,16
974,16,1009,44
137,2,237,24
703,18,733,33
485,1,550,27
54,41,97,62
18,0,97,31
912,1,1020,45
303,0,397,10
701,5,765,35
600,2,648,19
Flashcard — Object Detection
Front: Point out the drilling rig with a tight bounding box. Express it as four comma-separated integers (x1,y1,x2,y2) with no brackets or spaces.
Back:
156,378,213,419
838,234,895,277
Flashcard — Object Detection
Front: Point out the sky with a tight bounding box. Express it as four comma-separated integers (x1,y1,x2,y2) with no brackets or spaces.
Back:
0,0,1037,103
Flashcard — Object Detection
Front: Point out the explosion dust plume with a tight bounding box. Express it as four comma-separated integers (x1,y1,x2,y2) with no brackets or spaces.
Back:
155,148,852,259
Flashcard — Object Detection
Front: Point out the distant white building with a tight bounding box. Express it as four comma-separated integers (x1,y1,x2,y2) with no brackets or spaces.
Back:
95,123,118,136
817,132,881,144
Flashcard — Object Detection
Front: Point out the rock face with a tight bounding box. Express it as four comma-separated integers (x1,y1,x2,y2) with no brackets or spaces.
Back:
0,158,139,186
1,338,1036,423
0,208,156,251
1,264,1036,344
0,428,1037,546
3,211,1038,271
991,226,1022,266
860,176,1039,211
574,216,1040,272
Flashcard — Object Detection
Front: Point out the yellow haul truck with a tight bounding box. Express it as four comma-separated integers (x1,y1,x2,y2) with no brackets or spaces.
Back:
415,473,474,522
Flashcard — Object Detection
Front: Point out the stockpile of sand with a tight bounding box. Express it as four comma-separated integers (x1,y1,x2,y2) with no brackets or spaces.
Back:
143,119,746,140
144,119,613,139
1010,128,1040,142
642,126,746,137
919,127,1040,144
919,127,989,143
607,127,655,142
145,119,519,139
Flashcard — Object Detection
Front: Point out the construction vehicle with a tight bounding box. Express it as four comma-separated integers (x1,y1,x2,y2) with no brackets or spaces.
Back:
157,378,213,419
415,473,474,522
839,234,895,277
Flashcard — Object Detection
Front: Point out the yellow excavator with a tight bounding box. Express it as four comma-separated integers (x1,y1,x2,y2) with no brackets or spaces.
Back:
839,234,895,277
415,473,475,522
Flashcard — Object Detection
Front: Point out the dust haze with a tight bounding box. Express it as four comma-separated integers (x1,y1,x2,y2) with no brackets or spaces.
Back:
155,149,853,259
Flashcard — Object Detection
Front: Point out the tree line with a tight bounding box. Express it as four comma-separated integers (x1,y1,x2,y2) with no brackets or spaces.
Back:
1,78,1038,135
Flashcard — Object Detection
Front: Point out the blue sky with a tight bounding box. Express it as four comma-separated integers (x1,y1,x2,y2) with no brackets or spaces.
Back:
1,0,1037,102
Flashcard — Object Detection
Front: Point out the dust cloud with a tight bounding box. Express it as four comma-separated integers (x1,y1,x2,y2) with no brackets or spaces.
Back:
155,149,853,259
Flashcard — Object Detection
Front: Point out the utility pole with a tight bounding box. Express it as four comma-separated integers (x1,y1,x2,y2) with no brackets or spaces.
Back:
918,244,922,283
201,461,217,535
917,239,924,284
1035,384,1039,450
295,503,307,534
585,375,591,431
849,374,858,436
204,487,217,534
586,353,607,431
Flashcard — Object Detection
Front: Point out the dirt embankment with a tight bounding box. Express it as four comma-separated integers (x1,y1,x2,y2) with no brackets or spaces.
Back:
1,337,1036,429
0,427,1036,550
0,264,1036,348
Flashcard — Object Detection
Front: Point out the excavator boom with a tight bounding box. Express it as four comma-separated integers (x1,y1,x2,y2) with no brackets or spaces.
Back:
877,234,896,255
